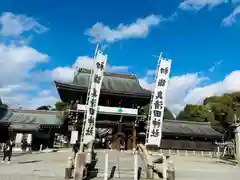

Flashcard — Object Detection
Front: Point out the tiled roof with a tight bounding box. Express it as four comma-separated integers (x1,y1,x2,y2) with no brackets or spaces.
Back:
55,68,151,97
0,109,65,130
162,120,223,138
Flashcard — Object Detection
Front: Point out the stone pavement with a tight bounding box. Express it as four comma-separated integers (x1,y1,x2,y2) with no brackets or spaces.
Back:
0,149,69,180
0,149,240,180
93,150,146,179
172,156,240,180
79,150,240,180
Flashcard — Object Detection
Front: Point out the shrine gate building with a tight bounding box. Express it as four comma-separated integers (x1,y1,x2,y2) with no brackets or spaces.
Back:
55,68,223,151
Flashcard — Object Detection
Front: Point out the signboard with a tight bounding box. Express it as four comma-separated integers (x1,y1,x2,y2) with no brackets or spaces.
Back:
70,130,78,144
77,104,138,115
146,58,171,147
82,50,107,144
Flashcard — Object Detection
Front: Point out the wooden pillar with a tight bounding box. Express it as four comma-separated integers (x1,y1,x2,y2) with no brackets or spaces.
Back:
133,124,136,151
116,137,120,150
112,136,116,149
80,96,83,104
127,136,132,150
117,117,123,151
111,127,117,150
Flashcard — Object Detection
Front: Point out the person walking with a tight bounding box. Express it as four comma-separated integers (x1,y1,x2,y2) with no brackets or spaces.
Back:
21,138,27,152
2,140,15,164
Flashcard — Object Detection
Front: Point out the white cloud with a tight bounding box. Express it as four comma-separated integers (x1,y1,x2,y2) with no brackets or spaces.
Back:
184,70,240,103
110,66,129,72
0,12,48,36
146,69,156,76
0,12,57,109
208,60,223,72
222,5,240,26
0,43,58,109
179,0,226,11
2,88,58,109
25,89,59,109
73,56,96,69
0,43,48,85
139,69,240,115
52,56,129,83
0,83,37,95
179,0,240,25
52,66,76,83
85,14,162,43
139,73,206,114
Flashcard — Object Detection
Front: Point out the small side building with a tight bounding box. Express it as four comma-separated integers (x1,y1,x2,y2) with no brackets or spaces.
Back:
0,108,66,150
161,120,223,151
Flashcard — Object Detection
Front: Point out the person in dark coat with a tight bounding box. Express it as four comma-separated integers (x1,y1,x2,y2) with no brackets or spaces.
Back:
2,140,15,164
21,138,27,152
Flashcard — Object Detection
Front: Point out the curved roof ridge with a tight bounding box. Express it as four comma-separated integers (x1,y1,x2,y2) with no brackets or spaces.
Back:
164,119,211,126
75,68,137,79
67,69,151,96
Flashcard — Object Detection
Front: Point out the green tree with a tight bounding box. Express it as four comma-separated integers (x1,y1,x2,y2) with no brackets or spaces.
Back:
143,104,175,120
36,105,51,110
226,92,240,104
164,108,175,120
54,101,68,111
225,92,240,120
203,94,233,108
0,98,8,108
203,94,237,129
176,104,216,123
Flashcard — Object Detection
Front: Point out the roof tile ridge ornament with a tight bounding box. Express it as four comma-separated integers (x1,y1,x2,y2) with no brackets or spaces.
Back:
76,67,137,80
104,72,137,79
165,119,212,125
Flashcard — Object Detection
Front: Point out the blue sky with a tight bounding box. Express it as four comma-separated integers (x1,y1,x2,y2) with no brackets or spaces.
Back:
0,0,240,114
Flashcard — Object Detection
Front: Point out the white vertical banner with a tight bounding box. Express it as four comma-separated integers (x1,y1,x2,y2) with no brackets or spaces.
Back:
83,50,107,144
146,58,171,146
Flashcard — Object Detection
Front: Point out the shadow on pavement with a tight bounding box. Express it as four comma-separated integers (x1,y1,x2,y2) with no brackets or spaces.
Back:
18,160,42,164
138,167,142,180
109,166,116,179
212,160,237,166
86,168,99,179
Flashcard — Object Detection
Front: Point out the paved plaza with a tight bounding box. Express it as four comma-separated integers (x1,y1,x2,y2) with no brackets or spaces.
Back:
172,156,240,180
0,149,239,179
